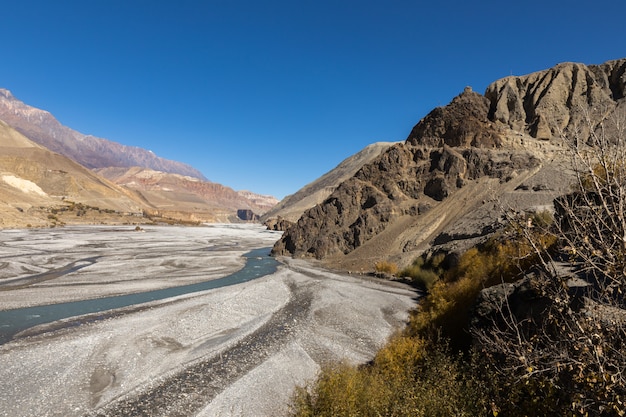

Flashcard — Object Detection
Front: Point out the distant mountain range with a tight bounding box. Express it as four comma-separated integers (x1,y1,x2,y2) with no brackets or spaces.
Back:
0,89,278,227
0,119,146,227
0,89,206,179
95,166,278,223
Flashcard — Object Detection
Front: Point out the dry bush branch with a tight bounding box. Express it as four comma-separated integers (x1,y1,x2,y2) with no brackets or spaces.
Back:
472,108,626,415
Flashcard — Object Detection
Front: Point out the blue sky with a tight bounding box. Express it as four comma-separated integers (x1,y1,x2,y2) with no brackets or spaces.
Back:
1,1,624,199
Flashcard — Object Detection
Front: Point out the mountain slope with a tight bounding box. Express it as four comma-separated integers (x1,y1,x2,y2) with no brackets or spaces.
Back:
0,89,206,180
262,141,396,224
273,58,626,272
0,120,146,228
96,167,278,223
485,59,626,140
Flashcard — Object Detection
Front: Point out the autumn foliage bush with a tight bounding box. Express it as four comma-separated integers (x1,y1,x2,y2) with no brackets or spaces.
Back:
292,336,490,417
291,222,566,417
373,260,398,276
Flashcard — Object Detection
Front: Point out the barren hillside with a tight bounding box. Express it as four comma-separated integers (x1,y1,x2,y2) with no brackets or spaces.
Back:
0,120,147,228
262,142,396,225
273,58,626,272
0,89,206,179
96,167,278,223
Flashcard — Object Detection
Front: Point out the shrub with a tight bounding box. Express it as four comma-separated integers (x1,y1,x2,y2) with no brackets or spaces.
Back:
291,337,490,417
292,208,564,416
374,260,398,276
530,209,554,228
399,264,439,289
399,253,445,290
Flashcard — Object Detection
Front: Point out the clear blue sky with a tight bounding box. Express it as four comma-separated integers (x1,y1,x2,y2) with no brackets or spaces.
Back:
1,1,624,199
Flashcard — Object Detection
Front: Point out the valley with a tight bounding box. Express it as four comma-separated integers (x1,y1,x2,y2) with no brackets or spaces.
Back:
0,225,416,417
1,54,625,415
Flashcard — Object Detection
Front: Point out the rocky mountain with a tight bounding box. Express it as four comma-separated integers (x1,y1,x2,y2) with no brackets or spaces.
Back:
95,167,278,223
236,190,281,213
262,142,396,226
0,89,206,180
486,59,626,140
0,120,146,228
273,58,626,272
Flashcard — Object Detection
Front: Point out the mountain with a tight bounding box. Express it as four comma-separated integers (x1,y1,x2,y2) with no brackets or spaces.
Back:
0,89,206,180
95,167,278,223
262,141,396,226
0,88,280,224
0,120,146,228
272,58,626,272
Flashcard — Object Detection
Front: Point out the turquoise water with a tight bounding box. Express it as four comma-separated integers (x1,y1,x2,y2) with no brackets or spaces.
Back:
0,247,278,345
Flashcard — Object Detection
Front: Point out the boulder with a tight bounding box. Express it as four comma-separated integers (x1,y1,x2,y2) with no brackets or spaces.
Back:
237,209,259,221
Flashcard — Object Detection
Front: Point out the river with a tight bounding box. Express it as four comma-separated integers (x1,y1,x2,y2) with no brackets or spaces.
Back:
0,224,417,417
0,247,278,344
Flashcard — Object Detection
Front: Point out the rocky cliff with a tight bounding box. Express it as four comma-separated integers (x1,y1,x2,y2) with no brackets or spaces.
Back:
272,58,626,272
262,141,396,225
486,59,626,140
0,89,206,180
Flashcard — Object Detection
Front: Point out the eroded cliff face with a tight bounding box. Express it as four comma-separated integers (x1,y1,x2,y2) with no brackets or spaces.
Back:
272,90,540,261
485,58,626,140
272,58,626,269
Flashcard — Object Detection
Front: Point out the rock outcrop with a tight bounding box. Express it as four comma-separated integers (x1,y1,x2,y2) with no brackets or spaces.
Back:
486,59,626,140
272,58,626,271
237,209,259,221
264,216,295,231
262,141,396,224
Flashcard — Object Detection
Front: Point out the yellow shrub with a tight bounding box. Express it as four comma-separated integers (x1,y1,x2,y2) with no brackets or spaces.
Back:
399,253,445,289
374,334,426,378
374,260,398,275
292,361,391,417
291,337,490,417
409,276,481,346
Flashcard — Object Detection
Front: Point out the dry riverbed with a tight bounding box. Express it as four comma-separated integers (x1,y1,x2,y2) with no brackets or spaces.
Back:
0,224,417,417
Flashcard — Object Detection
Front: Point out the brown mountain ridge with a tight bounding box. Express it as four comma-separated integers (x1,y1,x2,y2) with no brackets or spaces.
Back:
0,89,279,226
0,120,146,228
272,58,626,272
0,89,206,179
95,167,278,223
262,141,397,227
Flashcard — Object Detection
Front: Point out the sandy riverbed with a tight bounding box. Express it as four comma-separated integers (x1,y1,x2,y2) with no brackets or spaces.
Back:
0,224,417,417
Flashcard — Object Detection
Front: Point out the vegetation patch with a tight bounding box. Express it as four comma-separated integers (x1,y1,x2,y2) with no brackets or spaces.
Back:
291,116,626,416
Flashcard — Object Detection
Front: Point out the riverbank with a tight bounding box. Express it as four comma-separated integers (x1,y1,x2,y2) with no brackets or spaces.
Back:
0,224,281,309
0,225,417,417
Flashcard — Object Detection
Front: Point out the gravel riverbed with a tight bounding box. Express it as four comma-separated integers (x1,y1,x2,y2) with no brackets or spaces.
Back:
0,225,417,417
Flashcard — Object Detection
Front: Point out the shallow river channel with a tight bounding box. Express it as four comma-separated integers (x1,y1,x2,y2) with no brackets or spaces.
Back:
0,225,417,417
0,247,278,344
